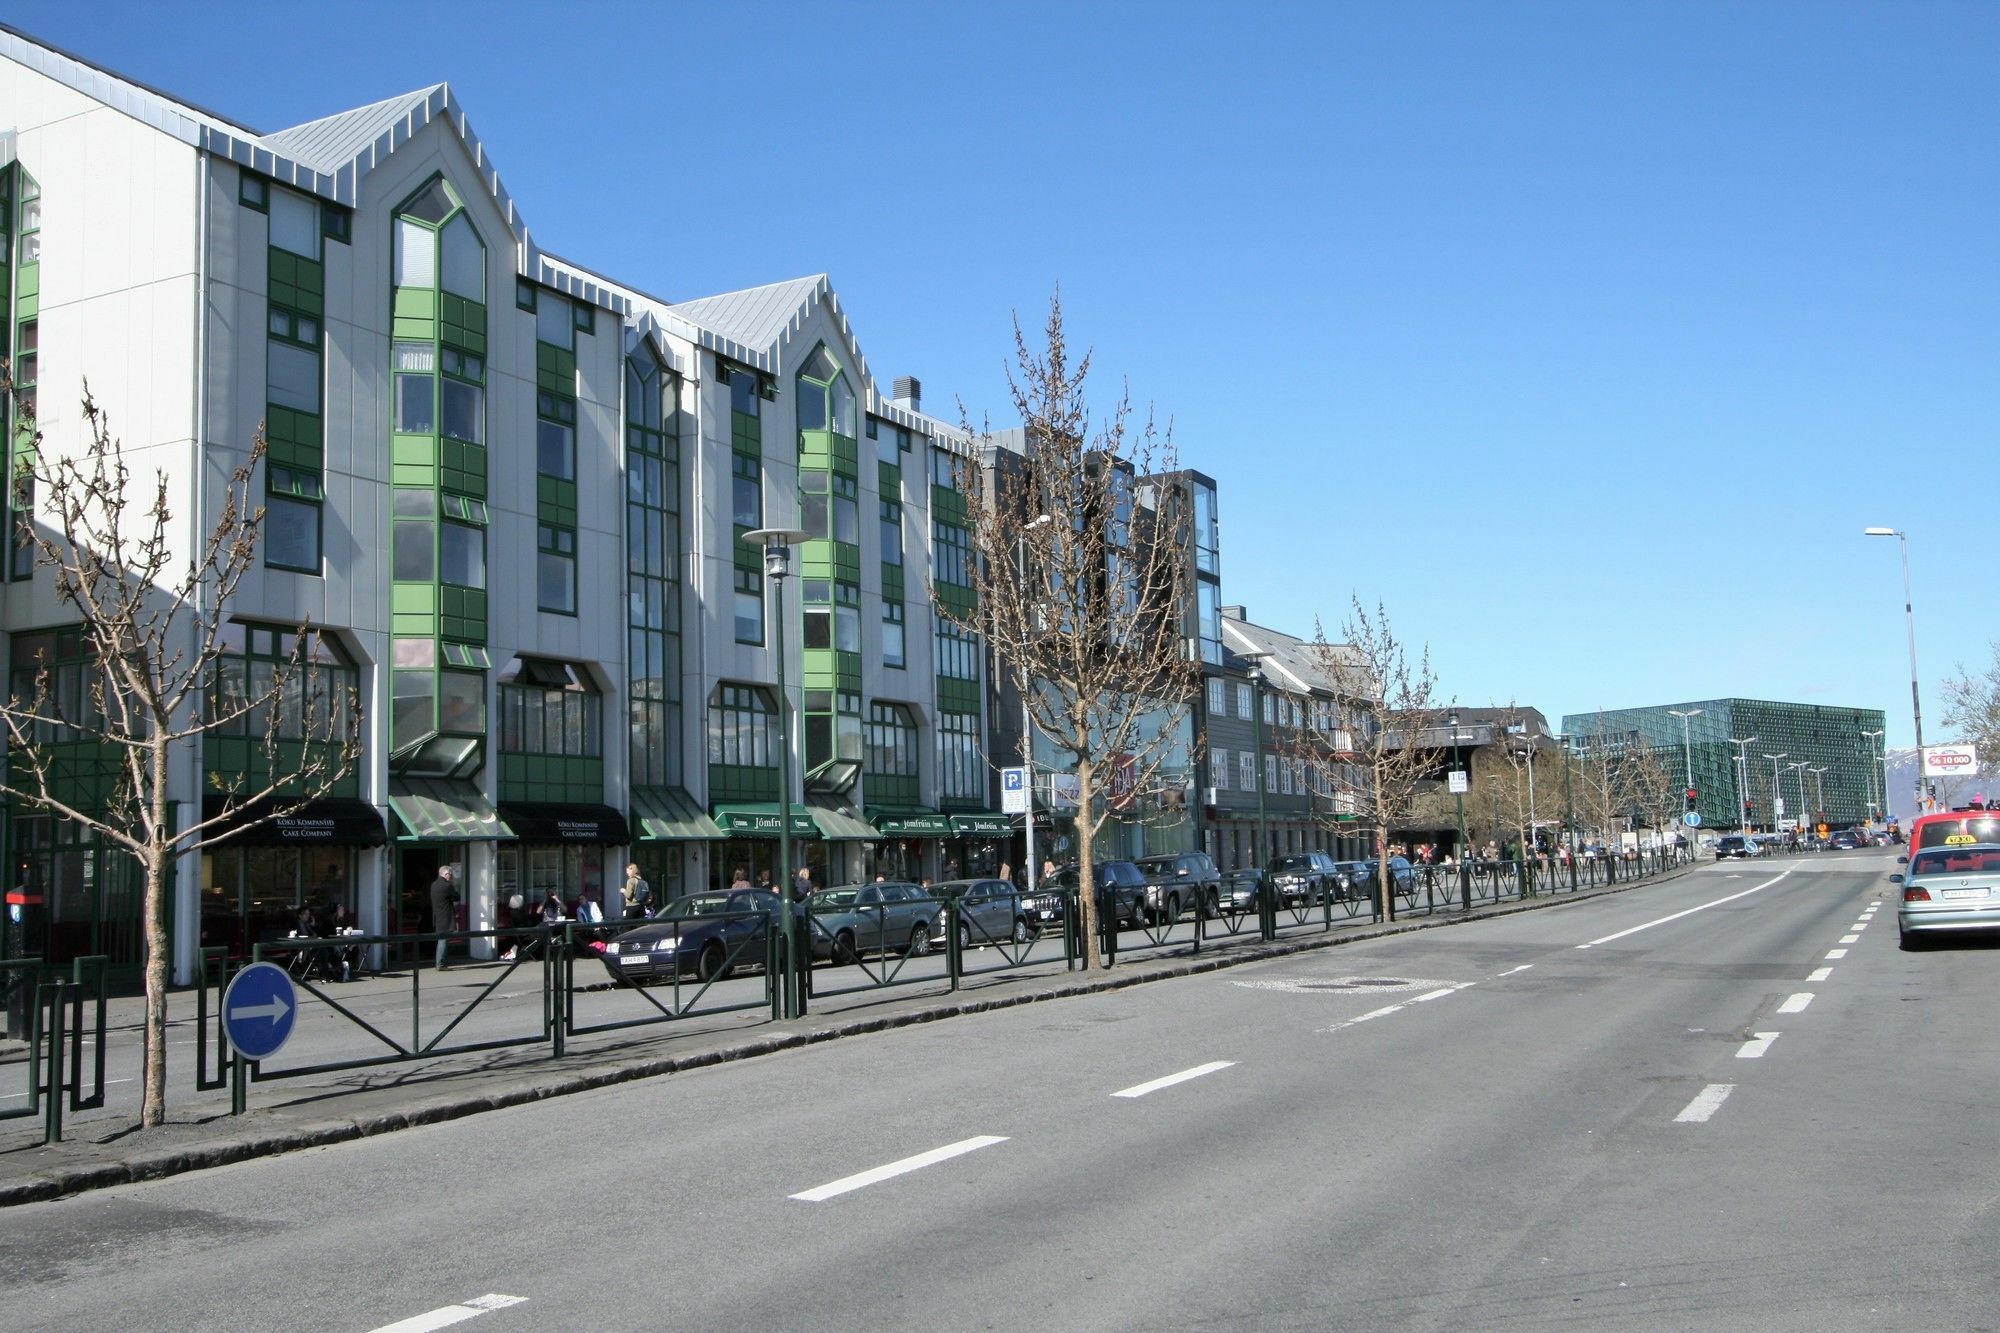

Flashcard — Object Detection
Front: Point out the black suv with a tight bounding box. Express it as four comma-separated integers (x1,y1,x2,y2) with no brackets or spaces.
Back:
1133,852,1222,920
1031,860,1153,928
1265,852,1342,907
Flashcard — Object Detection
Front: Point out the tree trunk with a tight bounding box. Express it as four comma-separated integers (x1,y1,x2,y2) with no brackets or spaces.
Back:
141,746,170,1128
1074,760,1101,969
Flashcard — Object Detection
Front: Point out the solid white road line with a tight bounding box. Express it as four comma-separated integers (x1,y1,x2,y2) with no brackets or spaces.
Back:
1496,964,1534,977
1351,1004,1404,1023
1412,988,1458,1003
791,1136,1008,1202
1576,870,1793,949
1825,948,1848,959
1808,967,1832,981
368,1294,528,1333
1737,1032,1780,1059
1777,993,1814,1014
1675,1084,1736,1123
1111,1060,1237,1099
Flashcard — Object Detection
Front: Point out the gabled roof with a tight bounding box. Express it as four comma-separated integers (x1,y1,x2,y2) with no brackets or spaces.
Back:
1222,617,1374,700
0,23,607,301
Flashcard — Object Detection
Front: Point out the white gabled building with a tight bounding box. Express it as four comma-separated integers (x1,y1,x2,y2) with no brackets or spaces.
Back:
0,25,997,983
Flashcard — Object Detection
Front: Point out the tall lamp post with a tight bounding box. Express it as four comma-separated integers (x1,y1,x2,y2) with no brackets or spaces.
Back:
1809,766,1828,824
744,526,809,1019
1861,728,1884,823
1668,708,1703,816
1865,527,1925,811
1018,514,1053,896
1764,752,1788,832
1241,653,1270,872
1788,761,1811,837
1728,736,1758,832
1448,710,1470,910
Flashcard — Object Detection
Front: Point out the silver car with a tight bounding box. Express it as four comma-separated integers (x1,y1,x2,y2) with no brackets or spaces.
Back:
1897,843,2000,948
805,882,941,963
930,878,1036,949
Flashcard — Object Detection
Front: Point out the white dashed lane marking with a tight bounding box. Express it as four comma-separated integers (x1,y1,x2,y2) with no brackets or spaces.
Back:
1737,1032,1780,1059
1576,870,1793,949
1825,949,1847,959
1777,993,1814,1014
791,1136,1008,1202
1111,1061,1235,1099
368,1295,528,1332
1839,934,1860,944
1808,967,1831,982
1675,1084,1736,1123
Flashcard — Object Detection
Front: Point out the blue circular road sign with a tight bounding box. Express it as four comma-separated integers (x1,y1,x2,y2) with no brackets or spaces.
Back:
222,961,298,1061
1683,811,1703,828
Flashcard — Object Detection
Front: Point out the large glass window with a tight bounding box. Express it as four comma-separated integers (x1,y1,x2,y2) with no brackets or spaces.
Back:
207,621,355,742
794,343,856,437
266,496,319,572
929,447,959,491
935,620,979,682
438,212,484,301
440,376,483,444
728,367,761,419
393,343,435,434
832,475,859,546
440,521,485,589
931,520,972,588
708,684,775,767
439,670,485,733
266,340,320,414
882,602,905,668
800,469,829,540
1197,580,1222,666
393,217,436,287
269,187,320,259
538,526,576,613
1193,481,1219,577
536,292,574,349
938,712,982,802
733,568,763,644
538,392,576,480
866,703,919,780
393,669,436,750
879,500,903,566
627,350,683,790
499,659,600,758
732,453,761,530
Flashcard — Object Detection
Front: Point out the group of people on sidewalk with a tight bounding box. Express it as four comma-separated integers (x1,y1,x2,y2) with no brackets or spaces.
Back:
430,863,662,970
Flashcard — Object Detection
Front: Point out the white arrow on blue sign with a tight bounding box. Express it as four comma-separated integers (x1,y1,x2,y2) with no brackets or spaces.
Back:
222,961,298,1061
1683,811,1702,828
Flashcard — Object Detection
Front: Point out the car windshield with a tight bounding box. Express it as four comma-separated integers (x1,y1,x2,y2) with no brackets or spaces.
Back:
1269,856,1313,872
665,895,733,919
1911,847,2000,876
1045,869,1079,890
816,889,861,908
1134,857,1178,873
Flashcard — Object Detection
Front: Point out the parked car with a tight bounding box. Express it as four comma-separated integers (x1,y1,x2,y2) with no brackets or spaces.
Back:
1134,852,1222,920
1897,843,2000,948
1330,861,1371,899
1715,835,1755,860
1265,852,1342,907
1827,830,1865,851
806,882,942,963
928,877,1036,949
1216,868,1263,915
1033,861,1154,928
1354,856,1415,897
602,888,781,984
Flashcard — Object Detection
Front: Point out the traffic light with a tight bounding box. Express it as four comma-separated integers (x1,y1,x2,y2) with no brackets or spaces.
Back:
1685,787,1698,811
1743,798,1753,815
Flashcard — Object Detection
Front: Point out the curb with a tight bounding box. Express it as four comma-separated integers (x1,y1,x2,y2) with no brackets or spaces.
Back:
0,865,1690,1206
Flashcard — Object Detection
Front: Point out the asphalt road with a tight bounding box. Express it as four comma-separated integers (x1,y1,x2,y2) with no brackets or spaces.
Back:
7,850,1984,1331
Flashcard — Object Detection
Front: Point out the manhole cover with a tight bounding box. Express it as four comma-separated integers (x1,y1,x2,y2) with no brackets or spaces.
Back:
1232,976,1448,996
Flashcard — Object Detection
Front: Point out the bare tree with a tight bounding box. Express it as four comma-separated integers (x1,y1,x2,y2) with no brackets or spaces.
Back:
950,294,1199,967
1625,736,1683,844
0,382,361,1128
1944,644,2000,763
1297,600,1439,921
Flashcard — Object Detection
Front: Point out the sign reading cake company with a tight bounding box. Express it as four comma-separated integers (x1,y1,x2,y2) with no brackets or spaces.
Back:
1922,744,1980,778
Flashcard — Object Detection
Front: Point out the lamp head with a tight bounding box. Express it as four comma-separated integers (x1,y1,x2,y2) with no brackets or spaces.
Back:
1863,527,1898,537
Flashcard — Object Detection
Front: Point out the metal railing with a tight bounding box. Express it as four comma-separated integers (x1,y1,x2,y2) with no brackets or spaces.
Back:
0,955,107,1144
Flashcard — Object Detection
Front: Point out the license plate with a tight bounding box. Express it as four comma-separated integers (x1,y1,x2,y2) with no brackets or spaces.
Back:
622,954,651,965
1942,888,1989,900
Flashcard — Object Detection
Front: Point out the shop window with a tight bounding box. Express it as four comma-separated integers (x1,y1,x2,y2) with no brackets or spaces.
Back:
708,683,775,767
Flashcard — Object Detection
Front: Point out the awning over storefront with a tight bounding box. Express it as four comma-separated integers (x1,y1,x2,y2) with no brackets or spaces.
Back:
807,798,879,841
712,804,819,838
631,787,725,841
949,813,1015,836
201,795,388,847
867,806,954,837
388,778,510,842
496,802,631,844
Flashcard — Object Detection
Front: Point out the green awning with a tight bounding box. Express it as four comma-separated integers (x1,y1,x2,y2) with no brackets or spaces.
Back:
868,807,954,837
389,777,510,842
808,798,880,841
949,813,1016,836
632,787,725,841
713,804,819,838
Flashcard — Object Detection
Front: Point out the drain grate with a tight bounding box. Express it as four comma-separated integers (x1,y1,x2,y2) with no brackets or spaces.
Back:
1232,975,1448,996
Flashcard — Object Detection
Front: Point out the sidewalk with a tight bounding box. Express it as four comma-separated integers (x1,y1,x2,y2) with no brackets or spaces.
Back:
0,865,1690,1205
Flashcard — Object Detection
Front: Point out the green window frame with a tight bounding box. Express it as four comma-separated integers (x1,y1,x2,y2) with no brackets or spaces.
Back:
865,701,919,780
708,683,776,767
537,525,577,614
498,658,601,759
882,602,905,669
733,568,764,645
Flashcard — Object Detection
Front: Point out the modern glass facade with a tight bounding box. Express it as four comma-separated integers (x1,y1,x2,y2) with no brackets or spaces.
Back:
1563,698,1888,830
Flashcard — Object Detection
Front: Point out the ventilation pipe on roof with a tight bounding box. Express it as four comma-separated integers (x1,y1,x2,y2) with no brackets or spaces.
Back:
892,376,921,412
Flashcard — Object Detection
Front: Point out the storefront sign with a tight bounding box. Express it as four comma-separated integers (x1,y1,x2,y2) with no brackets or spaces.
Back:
871,812,953,836
203,796,388,846
715,808,819,837
497,803,633,844
949,814,1014,836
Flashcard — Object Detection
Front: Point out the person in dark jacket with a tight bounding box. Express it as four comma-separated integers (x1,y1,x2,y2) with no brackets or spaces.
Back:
429,865,458,971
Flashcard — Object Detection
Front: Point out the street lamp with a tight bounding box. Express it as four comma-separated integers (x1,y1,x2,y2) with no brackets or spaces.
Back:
1865,527,1925,810
1667,708,1702,816
1764,753,1788,831
1728,736,1758,832
1809,766,1828,823
1861,728,1884,823
743,526,809,1019
1788,761,1811,836
1018,514,1053,896
1448,710,1470,910
1240,652,1270,876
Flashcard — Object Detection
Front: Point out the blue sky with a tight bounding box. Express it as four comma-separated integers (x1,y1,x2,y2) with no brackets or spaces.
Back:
13,1,1995,749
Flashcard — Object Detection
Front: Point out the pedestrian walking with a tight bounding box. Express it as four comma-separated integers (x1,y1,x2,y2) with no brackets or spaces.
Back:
429,864,459,971
621,862,652,919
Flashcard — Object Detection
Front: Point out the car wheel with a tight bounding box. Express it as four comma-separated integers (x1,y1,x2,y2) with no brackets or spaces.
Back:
1165,894,1181,924
834,930,859,964
909,924,931,957
1013,916,1031,944
957,920,972,952
696,940,730,983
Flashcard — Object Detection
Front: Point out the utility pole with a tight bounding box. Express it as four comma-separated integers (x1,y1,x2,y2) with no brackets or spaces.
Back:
1764,753,1788,831
1861,729,1884,823
1729,735,1758,832
1668,708,1703,820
